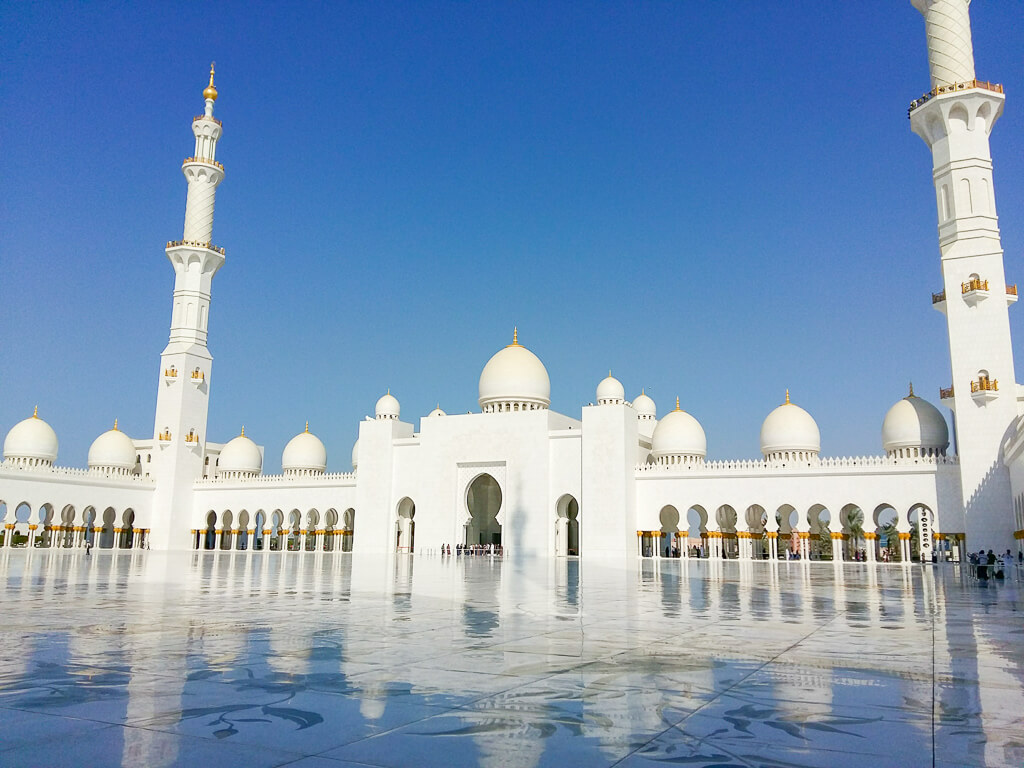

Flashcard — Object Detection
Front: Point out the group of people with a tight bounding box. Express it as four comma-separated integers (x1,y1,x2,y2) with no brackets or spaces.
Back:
440,543,503,557
969,549,1017,580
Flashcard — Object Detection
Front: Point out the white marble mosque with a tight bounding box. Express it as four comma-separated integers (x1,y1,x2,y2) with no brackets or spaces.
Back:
2,0,1024,569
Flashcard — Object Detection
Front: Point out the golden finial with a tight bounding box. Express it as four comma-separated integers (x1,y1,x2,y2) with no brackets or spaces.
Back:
641,388,645,396
113,419,119,431
33,405,38,418
240,425,245,437
608,369,612,378
675,396,681,411
508,326,518,347
784,389,791,405
908,382,915,397
203,62,218,101
305,421,309,433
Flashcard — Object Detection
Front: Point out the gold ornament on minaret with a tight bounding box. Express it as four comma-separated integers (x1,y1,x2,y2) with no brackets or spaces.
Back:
203,62,218,101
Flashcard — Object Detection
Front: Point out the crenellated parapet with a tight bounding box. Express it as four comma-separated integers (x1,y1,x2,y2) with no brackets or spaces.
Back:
194,471,356,487
636,454,957,476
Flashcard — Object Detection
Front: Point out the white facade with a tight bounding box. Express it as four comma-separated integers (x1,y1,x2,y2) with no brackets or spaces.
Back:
2,2,1022,563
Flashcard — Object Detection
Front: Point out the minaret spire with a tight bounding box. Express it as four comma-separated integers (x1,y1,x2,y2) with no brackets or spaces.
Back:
150,67,229,550
909,0,1015,553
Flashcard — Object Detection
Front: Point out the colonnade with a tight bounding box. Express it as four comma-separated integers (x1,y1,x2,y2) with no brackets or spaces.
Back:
0,523,149,549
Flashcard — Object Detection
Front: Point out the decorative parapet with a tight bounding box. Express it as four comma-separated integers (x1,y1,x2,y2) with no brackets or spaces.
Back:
195,471,356,487
1007,284,1018,297
939,386,954,400
962,278,988,293
193,115,222,127
166,239,226,255
635,454,957,476
908,79,1003,116
182,155,224,170
0,463,154,483
970,376,998,393
932,290,945,304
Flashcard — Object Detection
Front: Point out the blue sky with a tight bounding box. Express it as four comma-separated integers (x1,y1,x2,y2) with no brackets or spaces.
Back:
2,1,1023,471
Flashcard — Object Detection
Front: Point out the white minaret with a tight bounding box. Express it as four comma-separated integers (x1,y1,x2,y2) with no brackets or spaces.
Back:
909,1,1016,552
150,65,226,550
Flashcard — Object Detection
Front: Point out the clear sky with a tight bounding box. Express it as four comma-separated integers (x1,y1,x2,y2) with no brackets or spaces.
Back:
2,1,1023,472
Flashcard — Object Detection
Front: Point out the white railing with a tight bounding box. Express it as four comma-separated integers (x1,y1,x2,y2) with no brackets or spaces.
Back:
636,454,957,475
195,471,356,487
0,464,155,483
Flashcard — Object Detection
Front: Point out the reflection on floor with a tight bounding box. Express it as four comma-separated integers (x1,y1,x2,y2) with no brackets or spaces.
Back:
0,550,1021,768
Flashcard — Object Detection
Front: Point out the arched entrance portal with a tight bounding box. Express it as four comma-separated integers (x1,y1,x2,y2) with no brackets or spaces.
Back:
556,494,580,556
466,474,502,547
396,497,415,553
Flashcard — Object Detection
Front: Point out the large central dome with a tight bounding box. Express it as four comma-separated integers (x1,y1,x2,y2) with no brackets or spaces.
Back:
478,329,551,413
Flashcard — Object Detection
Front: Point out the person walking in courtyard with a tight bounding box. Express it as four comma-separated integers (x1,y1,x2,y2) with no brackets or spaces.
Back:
85,538,92,557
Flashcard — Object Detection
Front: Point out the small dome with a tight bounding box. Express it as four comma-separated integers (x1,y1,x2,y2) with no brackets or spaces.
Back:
428,405,446,417
651,399,707,460
218,429,262,476
376,391,400,420
760,391,820,458
479,329,551,412
282,424,327,474
597,373,625,405
88,422,136,472
3,408,59,466
632,390,656,419
351,438,359,469
882,386,949,456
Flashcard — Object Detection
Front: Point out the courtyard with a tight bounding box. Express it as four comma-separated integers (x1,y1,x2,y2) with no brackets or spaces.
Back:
0,549,1021,767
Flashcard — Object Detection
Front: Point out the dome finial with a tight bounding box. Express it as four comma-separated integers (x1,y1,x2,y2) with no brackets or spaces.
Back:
113,418,119,431
240,425,245,437
784,389,790,405
908,381,915,397
33,405,38,418
203,62,218,102
675,396,681,411
512,326,519,346
305,421,309,433
641,387,645,396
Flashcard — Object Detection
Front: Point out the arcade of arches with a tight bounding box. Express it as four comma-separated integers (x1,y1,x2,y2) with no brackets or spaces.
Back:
0,501,147,550
639,502,952,562
193,507,355,552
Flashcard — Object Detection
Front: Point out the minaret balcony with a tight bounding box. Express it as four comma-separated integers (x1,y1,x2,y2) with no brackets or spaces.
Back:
970,377,998,404
1007,284,1018,306
961,278,989,307
939,386,954,405
190,368,206,386
193,115,222,127
163,366,179,384
182,156,224,171
908,79,1004,116
158,430,173,445
931,290,946,314
166,240,226,256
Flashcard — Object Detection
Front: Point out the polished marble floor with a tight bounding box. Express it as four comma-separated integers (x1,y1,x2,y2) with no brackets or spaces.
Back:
0,549,1021,768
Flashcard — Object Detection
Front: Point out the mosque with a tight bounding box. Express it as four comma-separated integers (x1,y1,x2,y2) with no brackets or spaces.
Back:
2,0,1022,563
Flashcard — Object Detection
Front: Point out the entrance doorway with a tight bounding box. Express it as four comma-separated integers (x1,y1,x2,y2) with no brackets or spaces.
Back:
466,474,502,547
396,497,415,553
556,494,580,556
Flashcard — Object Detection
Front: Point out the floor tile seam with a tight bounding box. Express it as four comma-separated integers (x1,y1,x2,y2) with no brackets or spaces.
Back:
607,611,849,767
0,703,132,732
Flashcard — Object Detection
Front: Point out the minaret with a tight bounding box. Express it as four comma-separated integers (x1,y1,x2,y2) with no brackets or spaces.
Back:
909,1,1016,551
150,65,226,550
